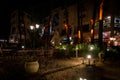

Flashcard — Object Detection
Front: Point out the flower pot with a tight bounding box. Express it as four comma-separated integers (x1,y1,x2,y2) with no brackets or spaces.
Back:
24,61,39,74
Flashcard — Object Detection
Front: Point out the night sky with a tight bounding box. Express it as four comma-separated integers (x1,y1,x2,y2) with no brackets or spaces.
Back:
0,0,75,39
0,0,53,39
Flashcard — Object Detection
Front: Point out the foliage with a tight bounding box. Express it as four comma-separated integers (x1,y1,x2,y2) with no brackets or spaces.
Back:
90,44,100,57
55,43,100,58
54,44,74,58
107,47,118,53
105,46,120,60
55,44,73,50
74,43,89,56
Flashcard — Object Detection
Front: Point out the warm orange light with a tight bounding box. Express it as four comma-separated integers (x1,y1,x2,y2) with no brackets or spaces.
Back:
99,8,103,20
65,24,67,27
78,30,81,39
65,23,68,33
90,19,94,25
91,29,93,35
99,0,104,20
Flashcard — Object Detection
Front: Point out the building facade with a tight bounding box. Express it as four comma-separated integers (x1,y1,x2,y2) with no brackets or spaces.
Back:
50,0,120,46
9,9,33,47
50,0,96,45
8,0,120,48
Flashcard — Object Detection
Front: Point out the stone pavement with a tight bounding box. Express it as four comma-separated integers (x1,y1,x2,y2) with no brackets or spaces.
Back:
0,56,120,80
96,60,120,80
0,57,95,80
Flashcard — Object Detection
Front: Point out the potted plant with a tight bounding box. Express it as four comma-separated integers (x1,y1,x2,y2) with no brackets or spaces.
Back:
24,52,39,74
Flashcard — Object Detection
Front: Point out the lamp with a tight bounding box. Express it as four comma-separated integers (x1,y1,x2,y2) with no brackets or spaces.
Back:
87,54,91,65
30,24,39,49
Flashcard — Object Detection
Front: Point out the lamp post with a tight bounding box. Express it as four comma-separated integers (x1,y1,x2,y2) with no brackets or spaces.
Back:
75,47,78,58
30,24,39,50
87,54,91,66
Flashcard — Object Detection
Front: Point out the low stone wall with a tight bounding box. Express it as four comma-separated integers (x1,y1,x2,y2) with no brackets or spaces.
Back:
2,49,54,57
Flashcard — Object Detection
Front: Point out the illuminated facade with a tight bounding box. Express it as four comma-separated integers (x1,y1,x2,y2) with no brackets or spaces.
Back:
50,0,120,46
50,0,97,45
8,0,120,47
